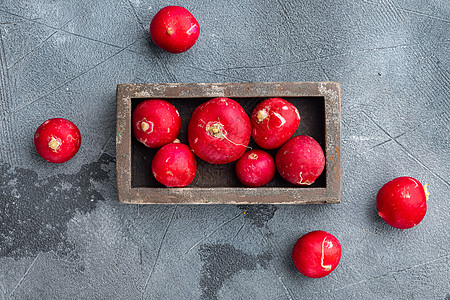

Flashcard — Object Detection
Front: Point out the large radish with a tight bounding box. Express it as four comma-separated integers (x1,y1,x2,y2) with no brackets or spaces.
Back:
188,97,251,164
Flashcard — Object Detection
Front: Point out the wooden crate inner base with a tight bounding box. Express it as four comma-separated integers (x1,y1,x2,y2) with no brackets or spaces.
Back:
131,96,325,188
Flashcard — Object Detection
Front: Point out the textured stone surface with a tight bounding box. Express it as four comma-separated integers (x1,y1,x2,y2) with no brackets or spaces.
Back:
0,0,449,299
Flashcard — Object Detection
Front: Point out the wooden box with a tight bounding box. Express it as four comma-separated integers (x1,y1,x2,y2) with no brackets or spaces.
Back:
116,82,341,204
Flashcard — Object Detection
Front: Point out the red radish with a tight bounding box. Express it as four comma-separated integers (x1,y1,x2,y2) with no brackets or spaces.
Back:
276,135,325,186
251,98,300,149
292,230,341,278
132,99,181,148
34,118,81,163
188,97,251,164
376,176,429,229
235,150,275,187
151,140,197,187
150,6,200,54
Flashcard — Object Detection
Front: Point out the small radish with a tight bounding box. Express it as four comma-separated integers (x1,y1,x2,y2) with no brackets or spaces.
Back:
151,140,197,187
276,135,325,186
235,150,275,187
188,97,251,164
292,230,341,278
376,176,429,229
251,98,300,149
132,99,181,148
34,118,81,163
150,6,200,54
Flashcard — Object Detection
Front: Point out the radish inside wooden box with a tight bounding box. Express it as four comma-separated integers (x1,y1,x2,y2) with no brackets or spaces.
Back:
116,82,341,204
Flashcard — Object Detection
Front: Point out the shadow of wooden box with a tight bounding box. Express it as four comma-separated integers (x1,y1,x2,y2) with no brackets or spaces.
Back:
116,82,341,204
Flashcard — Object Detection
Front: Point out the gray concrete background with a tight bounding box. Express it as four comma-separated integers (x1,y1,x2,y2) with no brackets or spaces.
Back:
0,0,449,299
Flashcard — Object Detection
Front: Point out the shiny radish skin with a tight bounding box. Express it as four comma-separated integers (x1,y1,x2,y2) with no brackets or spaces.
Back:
188,97,251,164
235,150,276,187
34,118,81,164
376,176,429,229
251,98,300,149
292,230,341,278
132,99,181,148
151,142,197,187
150,6,200,53
276,135,325,186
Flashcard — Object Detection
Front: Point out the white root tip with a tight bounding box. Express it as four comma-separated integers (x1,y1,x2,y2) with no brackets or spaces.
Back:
248,153,258,160
140,120,153,133
257,109,269,122
48,137,62,152
423,184,430,201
